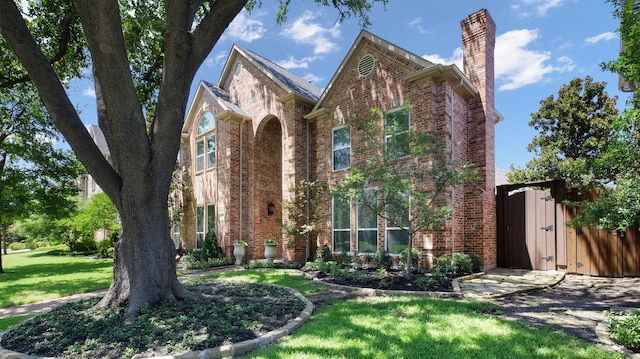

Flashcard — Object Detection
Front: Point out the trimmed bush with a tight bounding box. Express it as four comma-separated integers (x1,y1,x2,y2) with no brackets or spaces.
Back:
8,242,24,251
431,252,473,280
316,245,332,262
399,248,421,272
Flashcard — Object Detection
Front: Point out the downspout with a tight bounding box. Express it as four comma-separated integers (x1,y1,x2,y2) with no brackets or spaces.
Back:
305,119,310,261
239,119,245,246
450,78,464,254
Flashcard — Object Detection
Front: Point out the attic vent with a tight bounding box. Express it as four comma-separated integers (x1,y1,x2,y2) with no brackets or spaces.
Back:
357,54,376,78
232,60,242,77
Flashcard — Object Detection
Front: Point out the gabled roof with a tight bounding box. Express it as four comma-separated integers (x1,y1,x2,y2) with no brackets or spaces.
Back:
219,45,322,103
312,30,436,112
182,80,250,133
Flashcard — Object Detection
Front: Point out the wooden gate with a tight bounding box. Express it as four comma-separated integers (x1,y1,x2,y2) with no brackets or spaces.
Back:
497,189,557,270
498,181,640,277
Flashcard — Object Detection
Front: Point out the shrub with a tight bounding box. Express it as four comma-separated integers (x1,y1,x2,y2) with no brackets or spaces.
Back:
8,242,24,251
606,309,640,352
467,253,483,272
373,250,392,269
316,245,332,262
414,276,440,290
336,250,350,265
183,257,233,270
399,248,421,272
201,230,219,261
431,253,473,279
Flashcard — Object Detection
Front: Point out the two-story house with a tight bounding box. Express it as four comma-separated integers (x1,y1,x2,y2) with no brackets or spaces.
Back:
177,8,501,269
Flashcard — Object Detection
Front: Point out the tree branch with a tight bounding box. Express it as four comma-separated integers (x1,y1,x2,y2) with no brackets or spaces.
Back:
0,0,122,205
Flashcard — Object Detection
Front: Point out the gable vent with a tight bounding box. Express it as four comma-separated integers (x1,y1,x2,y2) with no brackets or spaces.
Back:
233,60,242,77
357,54,376,78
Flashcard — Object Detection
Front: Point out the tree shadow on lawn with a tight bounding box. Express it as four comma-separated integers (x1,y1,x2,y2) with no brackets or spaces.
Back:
244,297,621,359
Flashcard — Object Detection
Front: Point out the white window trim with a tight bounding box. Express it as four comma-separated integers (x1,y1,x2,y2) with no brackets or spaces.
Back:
384,106,410,159
332,196,351,253
195,113,216,173
356,189,378,253
332,125,351,171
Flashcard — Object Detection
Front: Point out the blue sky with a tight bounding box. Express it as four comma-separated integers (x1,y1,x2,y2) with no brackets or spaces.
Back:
67,0,629,173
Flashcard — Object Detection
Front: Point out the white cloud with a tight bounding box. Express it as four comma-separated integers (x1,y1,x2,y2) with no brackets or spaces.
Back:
83,87,96,98
512,0,570,17
281,10,341,55
223,10,265,43
408,17,429,35
204,51,228,68
277,55,319,69
585,32,617,44
422,47,463,70
303,73,323,84
495,29,574,90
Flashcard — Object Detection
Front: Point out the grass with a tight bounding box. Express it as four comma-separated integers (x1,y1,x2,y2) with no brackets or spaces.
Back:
245,297,622,359
192,268,324,297
0,256,625,358
0,314,35,331
0,247,113,308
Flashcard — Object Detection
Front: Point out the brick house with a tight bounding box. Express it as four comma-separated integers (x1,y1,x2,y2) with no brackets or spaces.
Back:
177,9,501,269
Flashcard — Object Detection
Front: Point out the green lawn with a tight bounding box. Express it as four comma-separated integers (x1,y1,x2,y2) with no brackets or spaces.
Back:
0,248,113,309
190,268,324,297
245,296,622,359
0,257,624,358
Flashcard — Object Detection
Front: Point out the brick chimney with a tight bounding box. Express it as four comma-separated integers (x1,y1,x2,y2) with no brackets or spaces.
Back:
461,8,496,122
460,9,498,269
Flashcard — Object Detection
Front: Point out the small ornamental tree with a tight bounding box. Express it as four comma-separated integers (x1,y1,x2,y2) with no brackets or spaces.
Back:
333,105,478,278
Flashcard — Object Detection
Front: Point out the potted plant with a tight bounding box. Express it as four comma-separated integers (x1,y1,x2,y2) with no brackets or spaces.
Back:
233,240,248,265
263,238,277,263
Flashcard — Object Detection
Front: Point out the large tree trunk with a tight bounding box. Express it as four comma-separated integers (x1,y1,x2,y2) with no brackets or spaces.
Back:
0,0,247,314
96,185,197,314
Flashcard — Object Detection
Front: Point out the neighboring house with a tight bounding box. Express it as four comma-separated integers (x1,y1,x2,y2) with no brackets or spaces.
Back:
177,9,501,269
78,124,110,200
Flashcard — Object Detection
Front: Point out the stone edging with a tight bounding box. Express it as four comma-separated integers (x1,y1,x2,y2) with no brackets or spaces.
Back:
0,284,314,359
306,273,463,299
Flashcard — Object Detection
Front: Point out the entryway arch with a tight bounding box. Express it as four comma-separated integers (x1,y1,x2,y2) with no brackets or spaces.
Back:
253,116,283,260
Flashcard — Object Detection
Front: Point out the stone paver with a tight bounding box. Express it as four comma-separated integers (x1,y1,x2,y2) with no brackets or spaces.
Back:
458,268,565,299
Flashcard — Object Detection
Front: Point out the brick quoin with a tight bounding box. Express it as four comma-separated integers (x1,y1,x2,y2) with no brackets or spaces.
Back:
178,9,499,269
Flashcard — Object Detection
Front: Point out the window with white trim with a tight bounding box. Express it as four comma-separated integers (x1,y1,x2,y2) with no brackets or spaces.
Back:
196,206,204,248
357,190,378,253
385,193,410,254
195,112,215,172
332,125,350,171
385,107,410,158
332,195,351,253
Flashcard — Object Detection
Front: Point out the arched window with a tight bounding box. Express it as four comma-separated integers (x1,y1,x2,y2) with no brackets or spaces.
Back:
195,112,216,172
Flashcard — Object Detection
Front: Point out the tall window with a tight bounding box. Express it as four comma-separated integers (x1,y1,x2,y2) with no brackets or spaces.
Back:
195,112,215,172
385,194,410,254
207,203,216,235
332,195,351,253
196,206,204,248
357,190,378,253
332,125,350,170
385,107,410,158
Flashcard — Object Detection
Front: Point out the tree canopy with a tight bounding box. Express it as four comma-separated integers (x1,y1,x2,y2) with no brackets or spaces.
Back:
0,0,389,314
507,76,619,189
